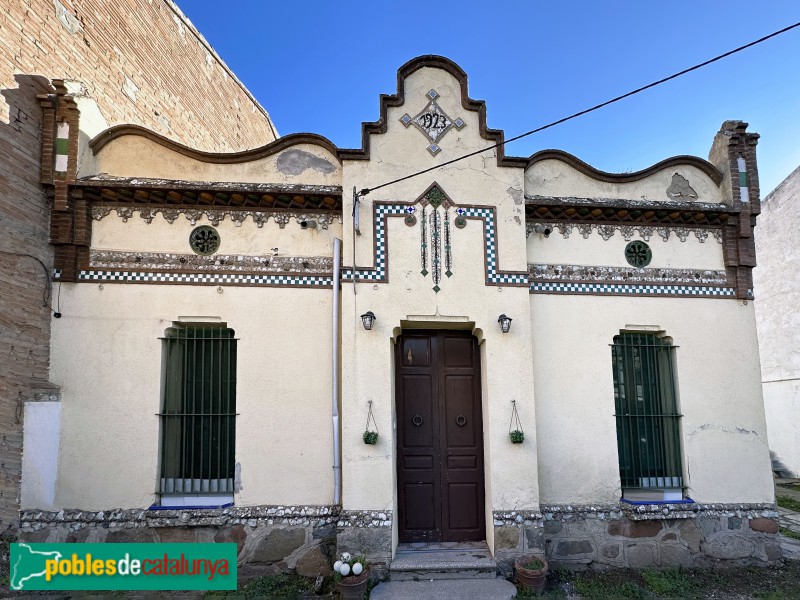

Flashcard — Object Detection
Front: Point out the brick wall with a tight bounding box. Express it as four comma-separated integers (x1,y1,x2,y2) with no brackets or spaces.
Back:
0,0,278,531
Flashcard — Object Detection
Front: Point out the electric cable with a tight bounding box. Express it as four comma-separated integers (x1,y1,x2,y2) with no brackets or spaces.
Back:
0,250,62,317
359,20,800,197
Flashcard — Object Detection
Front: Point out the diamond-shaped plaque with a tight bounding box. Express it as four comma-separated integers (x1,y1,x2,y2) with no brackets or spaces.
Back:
399,89,466,156
413,100,452,142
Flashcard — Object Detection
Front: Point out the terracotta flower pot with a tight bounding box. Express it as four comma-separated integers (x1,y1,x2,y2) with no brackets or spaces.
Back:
515,555,548,594
336,569,369,600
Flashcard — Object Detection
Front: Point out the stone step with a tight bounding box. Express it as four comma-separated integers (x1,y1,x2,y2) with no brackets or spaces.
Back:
371,577,517,600
389,545,497,581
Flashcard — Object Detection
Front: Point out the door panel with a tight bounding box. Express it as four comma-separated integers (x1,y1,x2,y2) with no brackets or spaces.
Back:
397,331,485,543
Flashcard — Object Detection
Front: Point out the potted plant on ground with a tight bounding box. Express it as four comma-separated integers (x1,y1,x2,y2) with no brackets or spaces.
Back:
333,551,369,599
515,555,548,594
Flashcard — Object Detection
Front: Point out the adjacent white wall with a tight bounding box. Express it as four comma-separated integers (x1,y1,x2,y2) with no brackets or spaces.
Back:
21,402,61,510
754,165,800,476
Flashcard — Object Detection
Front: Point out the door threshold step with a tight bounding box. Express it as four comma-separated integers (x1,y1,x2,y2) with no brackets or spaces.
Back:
371,577,517,599
390,543,497,580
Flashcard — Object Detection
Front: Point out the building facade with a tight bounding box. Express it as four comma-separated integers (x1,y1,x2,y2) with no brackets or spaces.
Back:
18,56,780,573
754,166,800,477
0,0,277,532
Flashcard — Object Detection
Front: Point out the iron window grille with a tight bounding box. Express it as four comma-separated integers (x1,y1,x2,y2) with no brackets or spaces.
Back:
158,324,237,495
612,333,683,496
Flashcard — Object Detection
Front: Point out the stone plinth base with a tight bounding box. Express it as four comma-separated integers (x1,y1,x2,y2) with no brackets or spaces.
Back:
493,503,782,572
19,505,340,577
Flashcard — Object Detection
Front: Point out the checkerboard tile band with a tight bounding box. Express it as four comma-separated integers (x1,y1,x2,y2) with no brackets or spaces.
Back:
530,282,737,297
78,270,332,286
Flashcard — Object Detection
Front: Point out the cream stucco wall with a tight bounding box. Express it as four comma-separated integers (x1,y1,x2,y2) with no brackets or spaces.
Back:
531,294,774,505
339,65,539,520
527,227,725,271
92,211,341,257
525,159,723,203
87,137,341,187
45,283,335,510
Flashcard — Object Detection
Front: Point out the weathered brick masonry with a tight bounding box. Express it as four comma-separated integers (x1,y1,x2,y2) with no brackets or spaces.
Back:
0,0,277,531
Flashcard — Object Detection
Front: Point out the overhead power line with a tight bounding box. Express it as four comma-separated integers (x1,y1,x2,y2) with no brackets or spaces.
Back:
359,20,800,197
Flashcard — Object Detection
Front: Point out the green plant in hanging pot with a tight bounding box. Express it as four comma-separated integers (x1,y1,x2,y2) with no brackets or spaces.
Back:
363,400,379,445
509,400,524,444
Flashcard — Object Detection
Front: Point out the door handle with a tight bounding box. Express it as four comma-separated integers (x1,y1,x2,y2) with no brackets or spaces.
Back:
455,414,467,426
412,414,423,427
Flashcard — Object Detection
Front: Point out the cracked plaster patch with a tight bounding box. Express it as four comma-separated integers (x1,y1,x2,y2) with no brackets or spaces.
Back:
666,173,698,201
276,149,336,176
507,187,524,205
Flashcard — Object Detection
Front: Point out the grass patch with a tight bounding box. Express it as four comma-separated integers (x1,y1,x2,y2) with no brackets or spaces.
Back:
780,526,800,541
206,572,329,598
776,496,800,512
753,592,789,600
641,568,696,597
574,576,648,599
515,562,800,599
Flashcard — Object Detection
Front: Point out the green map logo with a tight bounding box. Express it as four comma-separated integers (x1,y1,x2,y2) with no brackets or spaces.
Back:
10,543,237,591
10,543,63,590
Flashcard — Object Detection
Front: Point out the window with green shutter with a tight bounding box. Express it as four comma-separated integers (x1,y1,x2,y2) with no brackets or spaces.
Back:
158,324,237,500
611,333,683,500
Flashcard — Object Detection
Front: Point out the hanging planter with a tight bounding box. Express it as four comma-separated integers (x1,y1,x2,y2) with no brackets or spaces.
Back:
509,400,524,444
363,401,379,445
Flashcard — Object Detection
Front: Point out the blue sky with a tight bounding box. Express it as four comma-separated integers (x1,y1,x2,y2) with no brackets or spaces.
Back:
178,1,800,194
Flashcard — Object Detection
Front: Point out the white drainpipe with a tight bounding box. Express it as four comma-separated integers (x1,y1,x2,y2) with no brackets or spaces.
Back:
332,238,342,505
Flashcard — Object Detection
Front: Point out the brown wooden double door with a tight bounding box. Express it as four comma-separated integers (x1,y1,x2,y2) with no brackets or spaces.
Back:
395,330,485,543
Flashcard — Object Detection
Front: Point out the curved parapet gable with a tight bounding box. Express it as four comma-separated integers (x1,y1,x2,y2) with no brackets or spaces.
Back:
525,149,724,204
339,54,527,167
84,125,342,186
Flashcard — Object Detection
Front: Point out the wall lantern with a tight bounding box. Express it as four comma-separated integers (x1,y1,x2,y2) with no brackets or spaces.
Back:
498,314,512,333
361,311,376,331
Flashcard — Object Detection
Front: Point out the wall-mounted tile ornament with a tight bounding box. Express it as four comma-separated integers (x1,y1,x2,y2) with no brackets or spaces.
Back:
420,183,455,210
526,221,722,244
189,226,220,255
400,89,466,156
90,250,333,275
455,207,467,229
91,205,341,229
528,264,729,286
430,207,441,291
624,241,652,268
530,281,737,297
444,209,452,278
418,184,455,292
404,206,417,226
340,202,528,288
420,206,428,276
74,270,332,287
